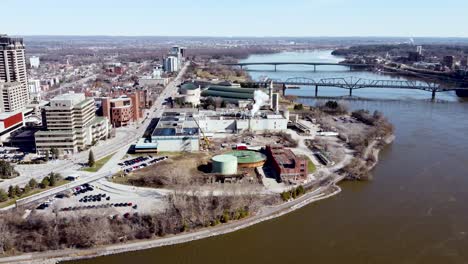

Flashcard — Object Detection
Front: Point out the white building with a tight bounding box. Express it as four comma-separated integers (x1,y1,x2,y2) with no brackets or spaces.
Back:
35,92,110,157
0,82,29,113
28,79,41,100
164,56,179,73
29,56,40,68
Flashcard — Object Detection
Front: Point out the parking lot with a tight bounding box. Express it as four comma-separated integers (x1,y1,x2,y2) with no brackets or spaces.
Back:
35,180,168,217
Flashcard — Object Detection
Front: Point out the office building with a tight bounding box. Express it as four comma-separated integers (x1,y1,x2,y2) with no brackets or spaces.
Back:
35,92,110,156
29,56,40,68
164,56,179,73
0,35,29,102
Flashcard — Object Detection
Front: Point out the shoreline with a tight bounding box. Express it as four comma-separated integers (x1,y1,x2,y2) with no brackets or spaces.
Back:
0,132,397,264
0,177,344,264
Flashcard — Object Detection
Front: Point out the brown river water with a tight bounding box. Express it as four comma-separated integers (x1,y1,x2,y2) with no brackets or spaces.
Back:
68,51,468,264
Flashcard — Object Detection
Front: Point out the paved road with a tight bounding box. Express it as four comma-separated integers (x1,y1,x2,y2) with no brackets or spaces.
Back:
0,62,188,195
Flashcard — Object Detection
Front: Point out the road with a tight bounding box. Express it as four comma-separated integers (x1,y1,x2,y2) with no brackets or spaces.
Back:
0,62,188,194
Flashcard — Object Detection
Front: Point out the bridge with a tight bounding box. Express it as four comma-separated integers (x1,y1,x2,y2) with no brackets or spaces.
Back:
250,77,467,100
224,62,372,72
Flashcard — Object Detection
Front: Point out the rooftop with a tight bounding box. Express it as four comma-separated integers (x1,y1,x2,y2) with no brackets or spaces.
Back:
226,150,267,164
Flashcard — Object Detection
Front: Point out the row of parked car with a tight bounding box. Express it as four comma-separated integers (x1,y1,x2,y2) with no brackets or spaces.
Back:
118,155,153,167
123,156,168,174
73,183,94,196
79,193,110,203
59,202,138,212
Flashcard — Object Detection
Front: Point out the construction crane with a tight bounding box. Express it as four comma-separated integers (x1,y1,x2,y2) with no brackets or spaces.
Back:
193,117,211,149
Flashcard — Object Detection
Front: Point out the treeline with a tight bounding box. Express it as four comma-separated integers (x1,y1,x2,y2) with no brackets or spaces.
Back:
0,173,62,203
280,185,305,201
0,194,277,254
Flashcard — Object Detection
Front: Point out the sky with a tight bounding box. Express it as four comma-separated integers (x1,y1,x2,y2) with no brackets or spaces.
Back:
2,0,468,37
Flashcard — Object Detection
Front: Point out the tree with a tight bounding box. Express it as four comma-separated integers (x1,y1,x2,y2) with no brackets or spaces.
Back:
49,174,57,187
50,148,59,159
88,150,95,168
294,104,304,110
40,177,50,189
7,186,15,198
0,160,18,179
23,185,31,194
28,178,38,189
0,189,7,202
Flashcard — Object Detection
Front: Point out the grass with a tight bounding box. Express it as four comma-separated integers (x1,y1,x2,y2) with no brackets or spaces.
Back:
81,153,115,172
306,156,317,173
0,180,68,208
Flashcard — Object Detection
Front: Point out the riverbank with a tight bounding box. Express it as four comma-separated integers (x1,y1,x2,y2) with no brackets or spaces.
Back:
0,174,345,264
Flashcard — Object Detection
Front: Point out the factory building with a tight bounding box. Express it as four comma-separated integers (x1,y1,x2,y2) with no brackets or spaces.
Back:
135,109,289,153
266,145,308,185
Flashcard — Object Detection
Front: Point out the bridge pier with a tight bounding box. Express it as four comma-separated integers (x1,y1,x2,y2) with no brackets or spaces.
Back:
314,65,316,72
432,90,436,101
315,85,318,97
349,89,353,97
274,64,277,72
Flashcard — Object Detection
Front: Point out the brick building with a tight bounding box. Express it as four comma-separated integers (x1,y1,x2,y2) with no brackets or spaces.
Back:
266,145,308,184
101,95,141,127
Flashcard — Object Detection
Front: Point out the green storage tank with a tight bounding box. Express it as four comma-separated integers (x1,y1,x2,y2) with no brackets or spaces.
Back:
211,154,238,175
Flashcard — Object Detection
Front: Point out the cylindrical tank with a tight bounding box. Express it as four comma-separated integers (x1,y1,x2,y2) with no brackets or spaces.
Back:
212,154,238,175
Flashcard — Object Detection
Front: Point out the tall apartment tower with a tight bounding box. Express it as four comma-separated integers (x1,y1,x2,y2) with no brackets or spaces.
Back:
0,35,29,109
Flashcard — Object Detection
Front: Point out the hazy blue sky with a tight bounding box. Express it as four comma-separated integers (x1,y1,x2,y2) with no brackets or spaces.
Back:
3,0,468,37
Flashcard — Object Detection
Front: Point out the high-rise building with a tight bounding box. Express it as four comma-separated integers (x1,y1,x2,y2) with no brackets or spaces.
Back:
416,45,423,55
29,56,40,68
35,92,110,156
0,35,29,103
164,56,179,73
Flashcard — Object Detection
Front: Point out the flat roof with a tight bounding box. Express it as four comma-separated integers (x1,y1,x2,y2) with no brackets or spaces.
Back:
226,150,267,164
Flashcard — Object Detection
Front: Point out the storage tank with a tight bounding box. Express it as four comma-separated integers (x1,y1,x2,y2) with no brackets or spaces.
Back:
211,154,238,175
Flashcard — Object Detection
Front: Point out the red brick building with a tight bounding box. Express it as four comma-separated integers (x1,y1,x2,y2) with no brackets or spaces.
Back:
266,145,308,184
101,96,139,127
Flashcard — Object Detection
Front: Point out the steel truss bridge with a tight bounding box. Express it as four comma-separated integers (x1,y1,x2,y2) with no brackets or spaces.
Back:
223,62,371,72
251,77,467,99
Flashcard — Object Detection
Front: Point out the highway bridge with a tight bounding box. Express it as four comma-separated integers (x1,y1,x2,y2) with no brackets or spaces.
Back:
224,62,372,71
250,77,468,100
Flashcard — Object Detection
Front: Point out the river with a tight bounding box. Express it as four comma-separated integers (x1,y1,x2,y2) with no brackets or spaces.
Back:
69,50,468,264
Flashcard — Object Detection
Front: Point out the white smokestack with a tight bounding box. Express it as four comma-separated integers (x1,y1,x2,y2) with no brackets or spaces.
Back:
251,90,269,117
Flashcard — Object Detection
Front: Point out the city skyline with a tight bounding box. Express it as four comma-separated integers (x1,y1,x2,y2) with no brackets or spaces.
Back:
3,0,468,37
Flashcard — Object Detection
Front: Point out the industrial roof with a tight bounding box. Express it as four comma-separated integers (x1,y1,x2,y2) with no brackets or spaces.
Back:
225,150,267,164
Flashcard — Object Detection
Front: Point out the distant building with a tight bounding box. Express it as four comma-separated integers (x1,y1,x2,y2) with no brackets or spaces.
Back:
28,79,41,100
101,96,139,127
35,92,110,156
164,56,179,73
416,45,423,55
29,56,40,68
0,35,29,104
266,145,308,185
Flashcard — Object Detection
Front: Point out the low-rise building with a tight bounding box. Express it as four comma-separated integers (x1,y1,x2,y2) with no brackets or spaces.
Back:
35,92,110,157
266,145,308,185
